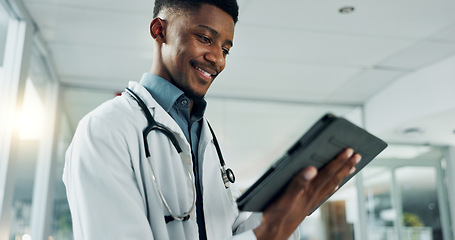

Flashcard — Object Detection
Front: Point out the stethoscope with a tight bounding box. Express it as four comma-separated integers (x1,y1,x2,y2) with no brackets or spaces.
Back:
125,88,235,224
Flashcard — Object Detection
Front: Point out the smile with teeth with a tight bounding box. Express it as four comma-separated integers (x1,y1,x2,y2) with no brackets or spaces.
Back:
195,66,213,78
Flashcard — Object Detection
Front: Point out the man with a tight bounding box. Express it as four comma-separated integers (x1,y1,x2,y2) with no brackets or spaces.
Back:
63,0,361,239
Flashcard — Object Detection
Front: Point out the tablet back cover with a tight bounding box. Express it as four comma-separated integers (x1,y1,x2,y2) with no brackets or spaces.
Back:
236,113,387,212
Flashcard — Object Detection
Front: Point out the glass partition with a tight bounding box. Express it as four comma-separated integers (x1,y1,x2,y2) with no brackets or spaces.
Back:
363,167,396,240
0,3,9,67
50,114,73,240
361,146,449,240
396,167,441,240
9,48,47,239
295,145,450,240
0,0,12,174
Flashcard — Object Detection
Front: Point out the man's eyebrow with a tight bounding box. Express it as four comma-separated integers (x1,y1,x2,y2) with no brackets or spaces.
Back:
198,24,233,47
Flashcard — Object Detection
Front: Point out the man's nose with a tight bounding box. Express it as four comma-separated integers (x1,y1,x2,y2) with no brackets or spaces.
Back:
204,45,225,69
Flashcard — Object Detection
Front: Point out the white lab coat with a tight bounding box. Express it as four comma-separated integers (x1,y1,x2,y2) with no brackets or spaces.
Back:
63,81,299,240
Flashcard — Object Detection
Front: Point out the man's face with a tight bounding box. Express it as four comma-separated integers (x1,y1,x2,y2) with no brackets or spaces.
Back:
157,4,235,98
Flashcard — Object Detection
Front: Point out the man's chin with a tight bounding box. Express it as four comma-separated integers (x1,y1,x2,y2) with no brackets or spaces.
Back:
184,90,205,101
181,86,206,100
171,80,206,100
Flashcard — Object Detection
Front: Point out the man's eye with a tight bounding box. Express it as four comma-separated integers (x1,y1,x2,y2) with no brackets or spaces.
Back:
199,35,211,43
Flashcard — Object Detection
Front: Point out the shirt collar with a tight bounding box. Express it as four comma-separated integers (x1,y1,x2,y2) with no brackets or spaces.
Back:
140,73,184,112
139,73,207,118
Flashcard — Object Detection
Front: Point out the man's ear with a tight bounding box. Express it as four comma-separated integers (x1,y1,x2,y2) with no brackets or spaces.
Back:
150,17,166,43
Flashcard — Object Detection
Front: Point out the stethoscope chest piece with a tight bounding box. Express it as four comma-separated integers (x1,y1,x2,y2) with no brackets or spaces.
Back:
221,166,236,188
226,168,235,183
207,122,236,189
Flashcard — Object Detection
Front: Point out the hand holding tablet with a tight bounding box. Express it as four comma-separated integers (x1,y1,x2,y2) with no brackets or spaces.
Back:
245,113,387,240
237,113,387,212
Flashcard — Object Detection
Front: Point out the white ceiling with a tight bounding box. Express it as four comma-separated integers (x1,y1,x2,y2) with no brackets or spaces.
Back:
16,0,455,190
21,0,455,115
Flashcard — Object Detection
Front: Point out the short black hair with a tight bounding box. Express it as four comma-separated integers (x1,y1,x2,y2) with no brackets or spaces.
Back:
153,0,239,24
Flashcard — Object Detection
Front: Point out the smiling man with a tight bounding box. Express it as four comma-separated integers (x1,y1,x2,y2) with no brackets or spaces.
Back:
63,0,360,239
150,3,233,99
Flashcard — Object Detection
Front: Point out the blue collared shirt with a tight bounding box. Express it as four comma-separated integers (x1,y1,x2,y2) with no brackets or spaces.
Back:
139,73,207,157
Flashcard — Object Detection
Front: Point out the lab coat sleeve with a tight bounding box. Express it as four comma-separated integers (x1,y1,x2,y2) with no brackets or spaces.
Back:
63,112,155,240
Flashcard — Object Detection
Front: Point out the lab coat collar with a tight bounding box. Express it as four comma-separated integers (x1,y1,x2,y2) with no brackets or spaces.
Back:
126,81,158,110
126,81,192,154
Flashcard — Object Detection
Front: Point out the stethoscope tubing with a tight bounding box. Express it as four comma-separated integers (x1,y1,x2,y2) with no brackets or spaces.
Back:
126,88,182,154
127,88,194,222
125,87,234,224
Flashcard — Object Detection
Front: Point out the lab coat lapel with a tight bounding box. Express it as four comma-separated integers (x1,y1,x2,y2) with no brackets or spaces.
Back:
127,81,190,153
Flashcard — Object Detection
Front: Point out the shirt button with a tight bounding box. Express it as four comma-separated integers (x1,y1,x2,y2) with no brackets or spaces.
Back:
181,99,188,106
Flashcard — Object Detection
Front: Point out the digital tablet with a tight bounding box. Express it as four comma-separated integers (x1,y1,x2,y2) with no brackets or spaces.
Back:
236,113,388,212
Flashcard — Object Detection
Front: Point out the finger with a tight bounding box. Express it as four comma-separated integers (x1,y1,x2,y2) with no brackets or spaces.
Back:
312,150,361,197
287,166,317,196
331,150,360,180
263,166,318,218
323,152,361,189
302,166,318,181
325,148,355,174
332,152,361,179
277,166,319,215
313,148,354,187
